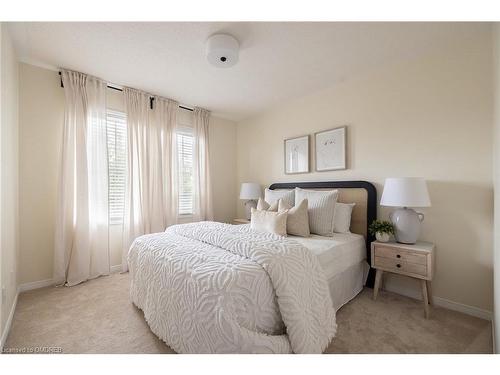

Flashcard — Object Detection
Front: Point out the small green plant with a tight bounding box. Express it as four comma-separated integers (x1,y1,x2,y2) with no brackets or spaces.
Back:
369,220,395,236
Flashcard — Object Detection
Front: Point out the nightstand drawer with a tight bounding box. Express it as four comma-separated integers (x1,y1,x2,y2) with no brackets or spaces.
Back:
374,245,427,265
374,256,427,278
371,240,435,318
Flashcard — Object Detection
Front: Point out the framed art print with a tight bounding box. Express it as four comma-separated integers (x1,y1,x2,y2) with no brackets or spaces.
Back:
284,135,309,174
315,126,346,171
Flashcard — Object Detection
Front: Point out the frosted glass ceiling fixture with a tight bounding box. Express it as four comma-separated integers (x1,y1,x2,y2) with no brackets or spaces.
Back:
206,33,239,68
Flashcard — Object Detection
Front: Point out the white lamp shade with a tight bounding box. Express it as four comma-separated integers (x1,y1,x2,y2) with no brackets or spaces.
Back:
380,177,431,207
239,182,261,200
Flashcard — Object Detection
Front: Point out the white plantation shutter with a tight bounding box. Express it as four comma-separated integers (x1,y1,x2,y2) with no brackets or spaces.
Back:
177,126,194,215
106,110,127,224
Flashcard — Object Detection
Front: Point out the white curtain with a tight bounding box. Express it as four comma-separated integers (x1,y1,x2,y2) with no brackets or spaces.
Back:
192,108,213,221
121,88,178,271
54,69,109,287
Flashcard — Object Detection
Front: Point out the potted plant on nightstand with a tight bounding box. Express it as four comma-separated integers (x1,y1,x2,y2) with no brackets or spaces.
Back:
369,220,395,243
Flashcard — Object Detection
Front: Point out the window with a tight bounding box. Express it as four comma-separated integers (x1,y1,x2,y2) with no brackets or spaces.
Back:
106,110,193,220
106,110,127,224
177,126,194,215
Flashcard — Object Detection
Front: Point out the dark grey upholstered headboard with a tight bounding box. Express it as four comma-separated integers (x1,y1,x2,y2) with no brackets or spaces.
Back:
269,180,377,288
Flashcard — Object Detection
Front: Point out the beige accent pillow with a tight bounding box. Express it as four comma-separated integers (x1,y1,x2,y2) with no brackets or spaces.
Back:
278,199,310,237
250,207,288,236
256,197,278,211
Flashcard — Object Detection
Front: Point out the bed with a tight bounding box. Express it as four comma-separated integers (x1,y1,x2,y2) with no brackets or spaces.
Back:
128,181,377,354
291,232,369,311
269,181,377,302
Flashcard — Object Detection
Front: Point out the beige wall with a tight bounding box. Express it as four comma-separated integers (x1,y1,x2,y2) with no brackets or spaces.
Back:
237,36,494,312
210,115,237,224
0,24,19,340
18,63,237,284
18,63,64,284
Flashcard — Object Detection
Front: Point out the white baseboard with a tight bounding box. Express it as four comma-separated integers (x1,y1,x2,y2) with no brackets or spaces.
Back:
18,265,122,293
0,290,19,351
433,296,493,321
384,283,493,321
18,279,54,293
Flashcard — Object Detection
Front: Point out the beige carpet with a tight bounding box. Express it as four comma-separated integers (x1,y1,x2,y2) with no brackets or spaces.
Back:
4,273,492,354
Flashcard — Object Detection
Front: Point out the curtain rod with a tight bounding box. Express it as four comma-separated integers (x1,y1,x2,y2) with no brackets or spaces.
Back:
58,71,194,112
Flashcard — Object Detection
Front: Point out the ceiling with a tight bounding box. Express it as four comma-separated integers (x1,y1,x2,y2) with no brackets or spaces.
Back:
8,22,489,121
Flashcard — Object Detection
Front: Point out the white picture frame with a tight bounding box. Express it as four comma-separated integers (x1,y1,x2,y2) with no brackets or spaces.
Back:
315,126,347,171
284,135,310,174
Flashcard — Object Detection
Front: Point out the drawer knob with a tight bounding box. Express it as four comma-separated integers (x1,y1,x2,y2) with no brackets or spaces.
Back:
396,264,401,268
396,254,401,258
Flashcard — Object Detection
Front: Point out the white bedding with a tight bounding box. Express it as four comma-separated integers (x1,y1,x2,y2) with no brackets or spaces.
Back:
128,222,337,354
290,232,366,280
291,232,369,311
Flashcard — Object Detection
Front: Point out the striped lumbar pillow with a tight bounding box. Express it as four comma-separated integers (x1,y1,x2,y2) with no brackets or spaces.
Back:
295,187,338,236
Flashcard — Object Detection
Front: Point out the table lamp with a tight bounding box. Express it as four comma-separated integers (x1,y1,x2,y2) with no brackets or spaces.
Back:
239,182,261,220
380,177,431,244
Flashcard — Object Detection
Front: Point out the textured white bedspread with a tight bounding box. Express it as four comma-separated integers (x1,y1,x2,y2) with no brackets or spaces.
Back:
128,221,336,353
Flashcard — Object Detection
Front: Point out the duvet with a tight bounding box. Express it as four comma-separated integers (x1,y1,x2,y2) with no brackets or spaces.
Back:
128,221,336,353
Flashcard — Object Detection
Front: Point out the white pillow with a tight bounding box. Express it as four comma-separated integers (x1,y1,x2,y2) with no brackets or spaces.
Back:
264,188,295,207
295,187,338,236
278,199,310,237
250,207,288,236
333,202,355,233
256,197,278,211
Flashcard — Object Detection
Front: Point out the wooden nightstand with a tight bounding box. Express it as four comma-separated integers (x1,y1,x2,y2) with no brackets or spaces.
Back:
233,218,250,225
371,240,435,318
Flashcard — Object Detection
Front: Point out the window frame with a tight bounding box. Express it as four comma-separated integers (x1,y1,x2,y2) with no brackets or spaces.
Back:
176,123,195,218
106,109,127,226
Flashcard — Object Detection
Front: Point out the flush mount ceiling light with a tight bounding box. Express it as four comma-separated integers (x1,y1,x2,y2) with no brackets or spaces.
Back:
206,33,239,68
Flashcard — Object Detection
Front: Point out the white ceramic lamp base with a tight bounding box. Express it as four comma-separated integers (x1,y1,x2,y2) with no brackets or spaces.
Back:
390,207,424,244
244,200,257,220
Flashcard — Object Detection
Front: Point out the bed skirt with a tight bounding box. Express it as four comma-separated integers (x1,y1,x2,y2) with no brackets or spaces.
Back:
329,260,370,311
